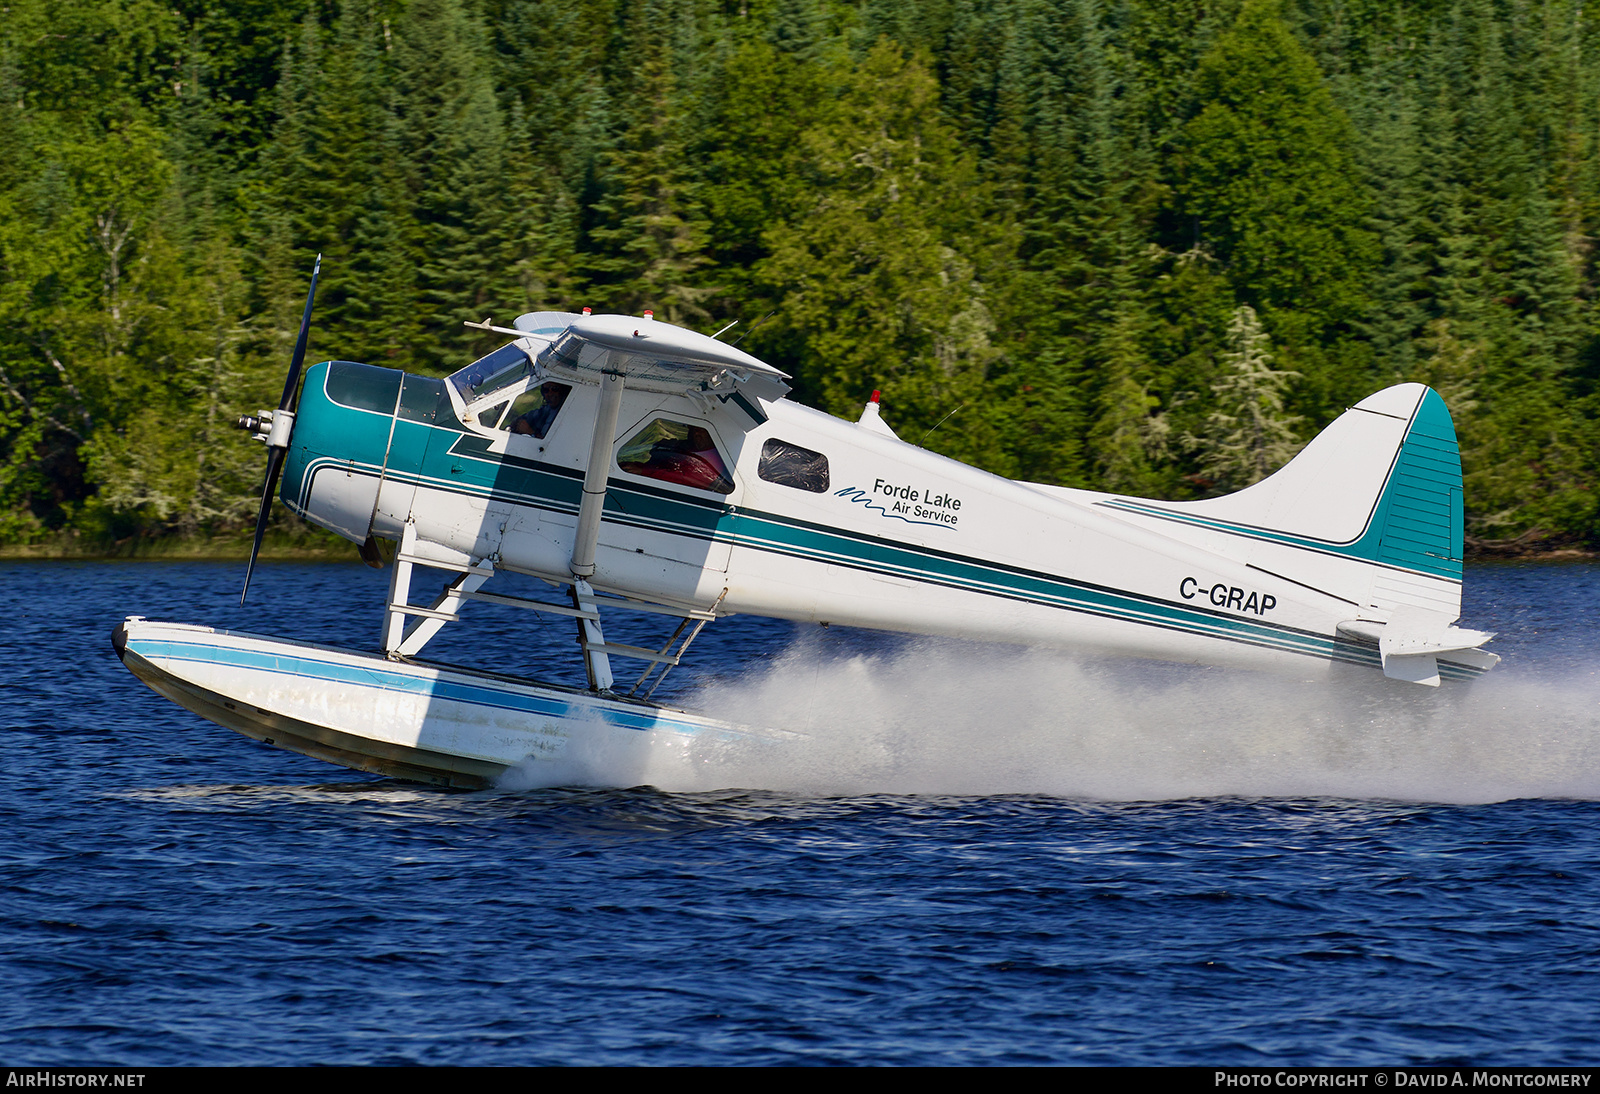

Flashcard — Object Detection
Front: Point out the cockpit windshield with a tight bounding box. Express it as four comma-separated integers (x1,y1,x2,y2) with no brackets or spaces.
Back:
447,343,532,404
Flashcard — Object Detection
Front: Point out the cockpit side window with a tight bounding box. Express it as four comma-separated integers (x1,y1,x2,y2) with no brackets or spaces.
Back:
478,400,511,430
447,343,531,404
758,439,829,493
503,382,571,439
618,419,735,495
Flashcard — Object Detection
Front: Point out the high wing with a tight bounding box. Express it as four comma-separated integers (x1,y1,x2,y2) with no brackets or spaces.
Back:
517,311,789,397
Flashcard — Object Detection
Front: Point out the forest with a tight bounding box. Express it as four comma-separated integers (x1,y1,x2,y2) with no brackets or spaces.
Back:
1,0,1597,554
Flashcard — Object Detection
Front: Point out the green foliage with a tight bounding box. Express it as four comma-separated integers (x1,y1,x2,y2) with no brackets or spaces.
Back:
0,0,1597,551
756,42,1007,470
1174,0,1376,411
1190,305,1302,490
585,0,714,324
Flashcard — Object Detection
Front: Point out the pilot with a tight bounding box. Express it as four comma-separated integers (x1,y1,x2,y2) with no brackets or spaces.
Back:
511,382,569,439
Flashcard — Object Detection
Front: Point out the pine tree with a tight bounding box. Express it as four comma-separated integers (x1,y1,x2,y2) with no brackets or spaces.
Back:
1422,0,1597,546
390,0,515,371
0,0,1598,550
1174,0,1376,420
694,10,849,297
1190,305,1301,490
485,0,613,312
584,0,714,325
975,0,1121,488
1350,47,1429,382
249,6,418,368
756,41,1005,469
1087,236,1170,496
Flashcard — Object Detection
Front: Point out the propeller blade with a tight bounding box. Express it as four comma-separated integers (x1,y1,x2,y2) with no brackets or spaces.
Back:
240,446,286,606
241,253,322,606
279,253,322,412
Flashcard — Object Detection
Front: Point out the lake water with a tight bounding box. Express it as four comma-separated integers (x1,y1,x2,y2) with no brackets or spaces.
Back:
1,559,1597,1065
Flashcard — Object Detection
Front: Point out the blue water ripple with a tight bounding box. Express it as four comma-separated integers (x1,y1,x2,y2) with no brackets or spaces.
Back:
0,561,1596,1063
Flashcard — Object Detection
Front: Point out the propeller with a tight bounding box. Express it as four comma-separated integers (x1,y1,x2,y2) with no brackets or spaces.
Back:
239,253,321,605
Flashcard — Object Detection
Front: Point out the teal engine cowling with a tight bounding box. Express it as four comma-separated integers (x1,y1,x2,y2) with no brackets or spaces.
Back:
280,361,407,543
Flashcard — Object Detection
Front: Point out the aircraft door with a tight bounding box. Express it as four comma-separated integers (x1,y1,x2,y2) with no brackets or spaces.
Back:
600,412,736,585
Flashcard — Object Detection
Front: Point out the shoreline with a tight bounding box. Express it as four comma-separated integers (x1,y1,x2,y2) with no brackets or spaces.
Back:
1,540,1593,565
0,533,353,563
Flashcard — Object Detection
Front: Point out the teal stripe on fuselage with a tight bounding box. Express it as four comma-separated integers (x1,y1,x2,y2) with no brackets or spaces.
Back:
394,428,1374,667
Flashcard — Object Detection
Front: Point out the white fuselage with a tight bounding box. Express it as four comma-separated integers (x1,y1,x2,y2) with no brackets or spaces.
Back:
295,374,1415,678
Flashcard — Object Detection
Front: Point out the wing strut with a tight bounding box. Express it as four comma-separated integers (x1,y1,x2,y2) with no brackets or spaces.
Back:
382,521,494,657
571,368,625,578
567,367,626,689
570,578,613,691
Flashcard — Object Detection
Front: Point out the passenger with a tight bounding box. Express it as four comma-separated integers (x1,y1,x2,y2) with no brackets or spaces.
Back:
620,423,732,492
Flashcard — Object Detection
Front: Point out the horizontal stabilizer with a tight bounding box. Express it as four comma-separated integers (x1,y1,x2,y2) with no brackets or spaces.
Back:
1339,607,1498,687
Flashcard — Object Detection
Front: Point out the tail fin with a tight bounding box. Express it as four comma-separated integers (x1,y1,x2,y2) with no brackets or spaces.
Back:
1104,383,1465,618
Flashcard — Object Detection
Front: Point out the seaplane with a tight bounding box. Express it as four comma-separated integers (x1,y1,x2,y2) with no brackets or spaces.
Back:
113,259,1500,788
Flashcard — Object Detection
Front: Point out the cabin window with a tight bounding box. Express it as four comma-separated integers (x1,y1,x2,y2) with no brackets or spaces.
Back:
758,439,829,493
618,419,734,495
476,400,510,430
447,343,531,403
502,382,571,439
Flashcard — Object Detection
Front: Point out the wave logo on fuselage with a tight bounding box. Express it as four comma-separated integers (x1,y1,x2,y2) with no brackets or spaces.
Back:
835,482,960,530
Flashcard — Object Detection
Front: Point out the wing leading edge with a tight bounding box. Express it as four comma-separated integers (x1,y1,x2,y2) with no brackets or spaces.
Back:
514,311,790,402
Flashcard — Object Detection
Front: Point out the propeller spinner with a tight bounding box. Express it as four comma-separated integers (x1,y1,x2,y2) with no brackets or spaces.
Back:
238,254,321,605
